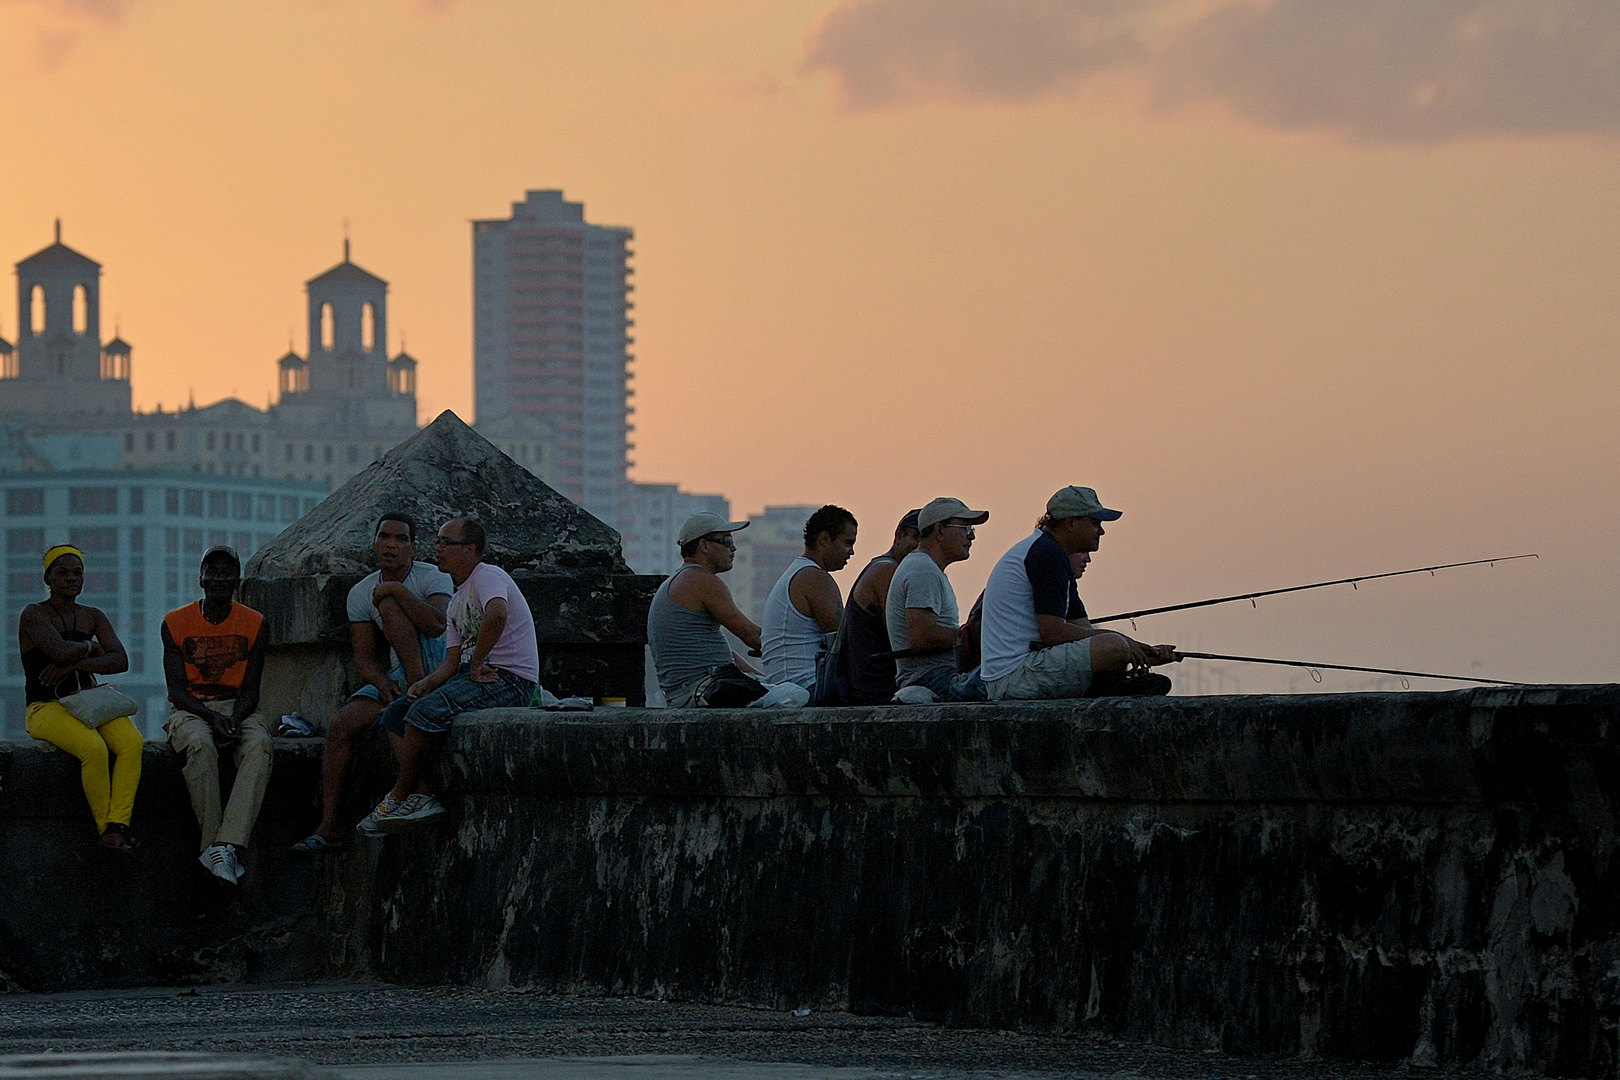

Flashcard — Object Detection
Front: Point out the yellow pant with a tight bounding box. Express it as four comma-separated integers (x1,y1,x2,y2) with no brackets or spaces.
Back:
26,701,144,833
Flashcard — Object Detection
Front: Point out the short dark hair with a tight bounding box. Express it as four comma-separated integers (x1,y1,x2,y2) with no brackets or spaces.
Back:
803,505,856,548
456,518,487,555
679,537,702,559
377,511,416,540
919,523,941,540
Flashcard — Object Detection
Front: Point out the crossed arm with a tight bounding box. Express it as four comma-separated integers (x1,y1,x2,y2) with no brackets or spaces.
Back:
20,604,129,689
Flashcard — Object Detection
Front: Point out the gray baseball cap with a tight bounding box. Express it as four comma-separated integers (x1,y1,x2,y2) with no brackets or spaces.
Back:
1046,486,1121,522
678,511,751,546
917,497,990,532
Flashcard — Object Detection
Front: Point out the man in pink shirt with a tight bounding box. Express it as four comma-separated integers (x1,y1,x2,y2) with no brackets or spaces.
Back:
358,516,540,835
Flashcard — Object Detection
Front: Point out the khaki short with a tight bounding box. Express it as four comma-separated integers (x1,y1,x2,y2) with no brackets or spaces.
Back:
986,639,1093,702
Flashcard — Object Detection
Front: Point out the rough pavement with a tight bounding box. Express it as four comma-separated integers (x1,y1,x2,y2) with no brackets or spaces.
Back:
0,984,1489,1079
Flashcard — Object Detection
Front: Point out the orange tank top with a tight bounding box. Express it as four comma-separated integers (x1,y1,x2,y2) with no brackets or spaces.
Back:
163,601,265,701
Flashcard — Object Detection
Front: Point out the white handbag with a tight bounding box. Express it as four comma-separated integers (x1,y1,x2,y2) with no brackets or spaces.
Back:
58,680,139,728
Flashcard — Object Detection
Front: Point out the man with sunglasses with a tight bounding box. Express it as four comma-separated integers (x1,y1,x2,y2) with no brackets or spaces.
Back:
885,497,991,704
648,512,808,709
979,486,1178,701
358,516,539,835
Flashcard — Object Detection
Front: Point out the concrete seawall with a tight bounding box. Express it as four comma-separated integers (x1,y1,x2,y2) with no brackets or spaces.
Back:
3,686,1617,1074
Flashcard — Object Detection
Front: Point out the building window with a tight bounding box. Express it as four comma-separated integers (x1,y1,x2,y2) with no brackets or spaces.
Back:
252,434,262,453
165,571,179,592
183,490,203,516
165,528,178,554
8,572,36,595
69,488,118,515
183,529,203,555
83,571,118,594
130,527,144,553
70,527,118,553
305,444,313,463
303,498,317,514
6,529,43,555
131,570,144,592
232,493,252,520
323,445,333,464
132,651,145,674
347,446,358,464
255,495,273,521
124,433,135,452
209,531,228,548
285,444,293,462
165,488,179,514
208,491,227,517
145,432,155,452
129,488,144,514
280,496,300,522
206,432,216,451
166,431,176,451
233,532,252,554
7,489,45,516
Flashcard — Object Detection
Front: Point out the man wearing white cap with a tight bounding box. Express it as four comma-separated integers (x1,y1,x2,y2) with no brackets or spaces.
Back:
648,512,809,709
885,497,991,704
980,486,1178,701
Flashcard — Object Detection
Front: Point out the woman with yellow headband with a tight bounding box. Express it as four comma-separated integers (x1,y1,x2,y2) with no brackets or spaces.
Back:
19,544,143,852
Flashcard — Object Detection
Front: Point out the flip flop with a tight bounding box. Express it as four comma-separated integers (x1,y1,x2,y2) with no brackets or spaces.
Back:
289,833,346,854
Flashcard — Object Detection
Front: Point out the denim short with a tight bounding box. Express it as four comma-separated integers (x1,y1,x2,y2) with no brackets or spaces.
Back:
351,635,449,702
376,665,536,736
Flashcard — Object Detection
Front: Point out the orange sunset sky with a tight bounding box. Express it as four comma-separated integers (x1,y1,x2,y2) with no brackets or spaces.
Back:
2,0,1617,691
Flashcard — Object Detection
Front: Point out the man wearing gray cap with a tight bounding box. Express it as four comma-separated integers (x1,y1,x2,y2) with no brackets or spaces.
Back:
885,497,991,704
979,486,1178,701
648,512,810,709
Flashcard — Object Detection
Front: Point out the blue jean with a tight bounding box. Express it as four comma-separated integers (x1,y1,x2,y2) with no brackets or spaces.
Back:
376,666,536,735
913,665,987,702
351,634,449,703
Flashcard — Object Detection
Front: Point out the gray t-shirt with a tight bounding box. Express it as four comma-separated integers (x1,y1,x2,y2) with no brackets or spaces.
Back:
346,561,454,669
885,550,959,689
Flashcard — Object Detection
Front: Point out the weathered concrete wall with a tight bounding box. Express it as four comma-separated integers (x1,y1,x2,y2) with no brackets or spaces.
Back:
2,686,1618,1075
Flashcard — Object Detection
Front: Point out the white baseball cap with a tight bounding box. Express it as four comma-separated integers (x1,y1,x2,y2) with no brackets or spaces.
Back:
678,512,751,546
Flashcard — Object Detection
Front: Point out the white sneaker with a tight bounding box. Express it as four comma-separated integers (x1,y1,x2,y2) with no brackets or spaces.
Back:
356,795,400,838
199,843,241,885
376,792,448,834
892,685,938,705
750,683,810,709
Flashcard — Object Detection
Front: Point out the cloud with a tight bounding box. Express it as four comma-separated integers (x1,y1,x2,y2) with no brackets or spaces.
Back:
802,0,1620,141
1,0,128,70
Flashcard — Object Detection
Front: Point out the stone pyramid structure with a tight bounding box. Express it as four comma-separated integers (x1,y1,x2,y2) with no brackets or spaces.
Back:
245,410,625,579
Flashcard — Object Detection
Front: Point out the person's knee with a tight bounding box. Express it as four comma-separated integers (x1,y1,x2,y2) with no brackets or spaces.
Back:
327,702,380,741
1089,634,1130,674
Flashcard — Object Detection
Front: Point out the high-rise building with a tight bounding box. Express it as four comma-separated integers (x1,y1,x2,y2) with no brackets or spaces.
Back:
620,483,731,577
0,466,324,739
729,505,821,623
473,190,634,525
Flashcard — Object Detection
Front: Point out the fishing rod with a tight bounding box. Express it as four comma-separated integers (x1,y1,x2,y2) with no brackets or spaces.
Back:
1175,651,1526,687
1091,554,1537,626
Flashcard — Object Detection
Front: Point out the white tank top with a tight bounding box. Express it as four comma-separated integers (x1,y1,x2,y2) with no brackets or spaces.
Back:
760,556,830,690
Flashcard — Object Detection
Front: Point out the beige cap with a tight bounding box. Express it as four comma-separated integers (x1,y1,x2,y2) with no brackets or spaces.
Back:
1046,485,1121,522
917,497,990,532
678,511,751,546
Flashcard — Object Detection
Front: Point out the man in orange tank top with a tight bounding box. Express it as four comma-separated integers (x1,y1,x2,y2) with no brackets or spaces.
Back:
161,546,270,886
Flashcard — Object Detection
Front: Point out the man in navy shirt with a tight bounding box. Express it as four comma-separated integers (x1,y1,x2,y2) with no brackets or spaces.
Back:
979,486,1178,700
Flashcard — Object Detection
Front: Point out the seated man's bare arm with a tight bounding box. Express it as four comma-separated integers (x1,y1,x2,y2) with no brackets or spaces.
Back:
790,567,844,633
699,576,762,653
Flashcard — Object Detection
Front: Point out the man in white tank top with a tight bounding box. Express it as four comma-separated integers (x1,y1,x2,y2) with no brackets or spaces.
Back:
761,505,858,689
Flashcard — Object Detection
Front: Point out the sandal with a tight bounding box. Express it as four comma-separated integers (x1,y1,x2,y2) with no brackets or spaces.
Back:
100,823,138,854
289,833,346,854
